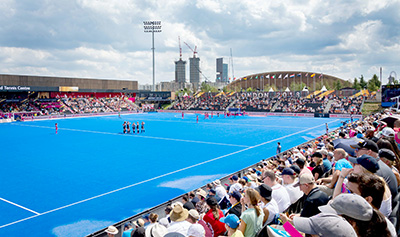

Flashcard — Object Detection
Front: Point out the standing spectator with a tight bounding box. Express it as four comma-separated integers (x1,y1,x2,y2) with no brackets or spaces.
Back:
238,188,264,237
105,226,119,237
262,170,291,213
276,142,281,156
220,214,243,237
203,197,225,237
226,191,242,218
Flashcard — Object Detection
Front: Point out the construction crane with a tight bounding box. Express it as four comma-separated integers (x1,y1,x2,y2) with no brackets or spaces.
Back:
178,36,182,60
184,42,197,58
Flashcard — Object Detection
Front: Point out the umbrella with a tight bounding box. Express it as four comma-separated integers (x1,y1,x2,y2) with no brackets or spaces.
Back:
332,137,363,157
381,115,400,128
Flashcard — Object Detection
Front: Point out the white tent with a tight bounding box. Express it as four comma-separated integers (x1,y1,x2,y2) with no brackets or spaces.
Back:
183,92,188,97
302,86,309,92
285,87,290,92
321,85,327,92
268,88,274,92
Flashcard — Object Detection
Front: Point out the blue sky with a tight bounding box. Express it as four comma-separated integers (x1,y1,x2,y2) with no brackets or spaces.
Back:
1,0,399,85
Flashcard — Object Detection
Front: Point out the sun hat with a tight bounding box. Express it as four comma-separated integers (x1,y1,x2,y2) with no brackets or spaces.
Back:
212,179,221,186
255,184,272,201
196,189,207,198
348,154,379,173
105,225,119,235
169,204,189,222
319,193,373,221
293,173,315,187
188,209,200,220
135,218,145,227
293,213,357,236
146,223,168,237
220,214,240,229
187,223,205,237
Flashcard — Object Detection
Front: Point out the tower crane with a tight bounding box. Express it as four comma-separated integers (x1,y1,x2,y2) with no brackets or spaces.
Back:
184,42,197,58
178,36,182,60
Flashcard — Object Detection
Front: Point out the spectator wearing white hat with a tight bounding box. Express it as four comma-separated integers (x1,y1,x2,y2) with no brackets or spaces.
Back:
186,209,212,237
195,189,208,214
105,226,119,237
145,213,168,237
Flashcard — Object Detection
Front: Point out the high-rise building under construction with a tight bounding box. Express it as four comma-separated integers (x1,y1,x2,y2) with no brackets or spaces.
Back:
189,57,200,89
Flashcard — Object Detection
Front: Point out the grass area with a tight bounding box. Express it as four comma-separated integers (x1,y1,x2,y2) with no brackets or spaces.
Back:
362,102,381,115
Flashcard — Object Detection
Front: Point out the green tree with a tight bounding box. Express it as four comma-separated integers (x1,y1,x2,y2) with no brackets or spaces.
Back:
359,75,367,89
353,78,361,90
335,80,342,90
367,74,381,92
200,82,218,93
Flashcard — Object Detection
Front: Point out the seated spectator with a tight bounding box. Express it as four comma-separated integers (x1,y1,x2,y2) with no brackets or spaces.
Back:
189,192,200,206
105,226,119,237
347,155,392,217
292,173,329,218
132,219,145,237
145,213,168,237
280,168,303,205
220,214,243,237
319,193,392,237
238,188,264,237
167,204,191,235
226,191,242,218
195,189,208,214
186,209,210,237
262,170,291,213
159,205,172,228
203,197,225,237
311,151,325,180
279,213,357,236
378,148,400,187
212,179,228,203
122,222,133,237
182,194,195,210
256,184,279,225
295,158,312,176
228,175,242,193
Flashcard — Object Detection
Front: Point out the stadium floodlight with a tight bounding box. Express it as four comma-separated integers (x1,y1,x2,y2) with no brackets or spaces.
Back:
143,21,162,91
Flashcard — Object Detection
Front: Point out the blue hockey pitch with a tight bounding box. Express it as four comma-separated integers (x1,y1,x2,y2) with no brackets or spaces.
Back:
0,112,343,236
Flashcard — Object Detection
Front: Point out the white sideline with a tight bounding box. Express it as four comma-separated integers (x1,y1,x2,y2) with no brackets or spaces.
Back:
0,197,40,215
11,124,250,148
0,119,339,229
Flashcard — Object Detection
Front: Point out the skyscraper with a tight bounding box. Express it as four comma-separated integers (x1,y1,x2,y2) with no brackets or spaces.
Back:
189,57,200,89
216,58,228,83
175,59,186,87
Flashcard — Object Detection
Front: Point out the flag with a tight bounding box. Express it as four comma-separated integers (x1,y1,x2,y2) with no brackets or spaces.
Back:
305,73,309,77
319,73,323,78
234,77,236,80
284,74,289,79
255,76,258,79
266,75,270,79
311,73,315,77
278,74,282,79
289,74,295,78
244,77,247,80
297,73,301,77
272,75,276,79
261,75,264,79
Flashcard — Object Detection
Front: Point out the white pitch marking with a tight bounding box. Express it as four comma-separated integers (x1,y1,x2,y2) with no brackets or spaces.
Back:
0,197,40,215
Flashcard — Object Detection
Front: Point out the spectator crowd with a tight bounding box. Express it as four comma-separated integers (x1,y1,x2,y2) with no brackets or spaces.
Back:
109,110,400,237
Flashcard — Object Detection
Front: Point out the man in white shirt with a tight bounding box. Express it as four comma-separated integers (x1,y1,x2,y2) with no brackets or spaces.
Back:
281,168,303,204
262,170,291,212
228,175,242,193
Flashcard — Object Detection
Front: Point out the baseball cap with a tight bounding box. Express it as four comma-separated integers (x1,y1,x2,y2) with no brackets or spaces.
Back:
228,191,242,201
293,213,357,237
187,224,205,237
281,167,295,176
350,139,379,153
229,175,239,181
311,151,323,158
295,158,305,166
319,193,373,221
348,154,379,173
381,127,395,138
289,165,301,174
220,214,240,229
188,209,200,220
293,173,315,187
379,148,396,161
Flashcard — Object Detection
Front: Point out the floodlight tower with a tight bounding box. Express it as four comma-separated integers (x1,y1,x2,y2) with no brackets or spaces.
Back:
143,21,162,91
